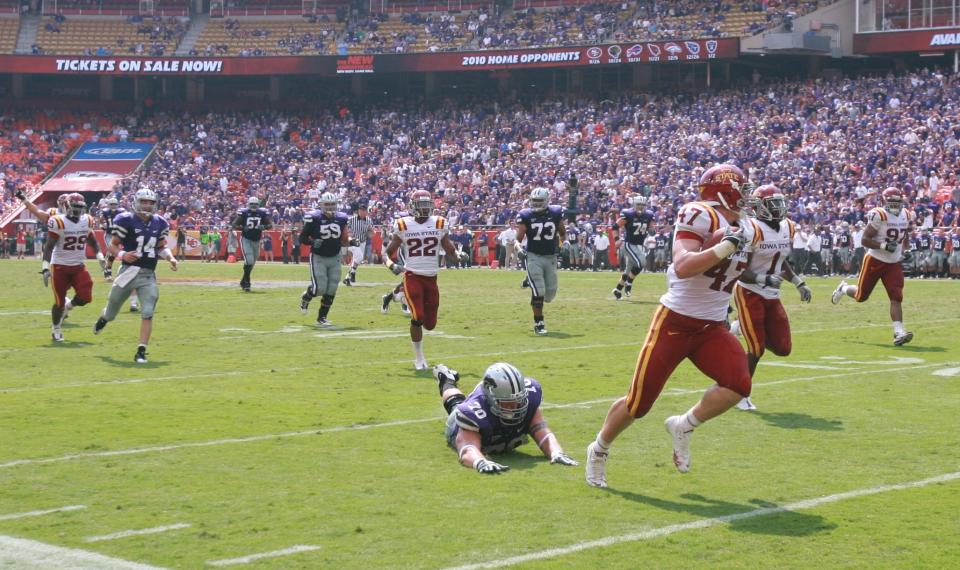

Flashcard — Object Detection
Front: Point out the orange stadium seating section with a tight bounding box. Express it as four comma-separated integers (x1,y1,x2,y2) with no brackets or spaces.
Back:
192,17,345,56
0,18,19,55
33,16,185,56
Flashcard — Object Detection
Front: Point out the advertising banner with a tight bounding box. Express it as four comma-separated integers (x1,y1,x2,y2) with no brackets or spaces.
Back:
0,38,739,77
854,28,960,53
43,142,154,192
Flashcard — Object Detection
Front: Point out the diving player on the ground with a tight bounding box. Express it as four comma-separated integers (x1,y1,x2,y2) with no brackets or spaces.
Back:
435,362,578,474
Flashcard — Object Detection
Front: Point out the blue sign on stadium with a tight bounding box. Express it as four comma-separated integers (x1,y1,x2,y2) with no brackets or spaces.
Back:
74,142,154,161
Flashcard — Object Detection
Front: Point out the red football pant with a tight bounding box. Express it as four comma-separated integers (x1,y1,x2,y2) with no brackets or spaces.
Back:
52,264,93,308
854,254,904,303
402,272,440,330
626,305,751,419
733,286,792,358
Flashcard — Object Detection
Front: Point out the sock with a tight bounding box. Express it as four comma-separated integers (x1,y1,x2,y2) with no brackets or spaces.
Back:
412,340,425,363
64,299,73,311
679,409,702,431
242,265,252,282
893,321,905,335
615,283,624,291
319,304,331,319
137,344,147,352
595,433,611,451
843,284,855,296
534,316,544,325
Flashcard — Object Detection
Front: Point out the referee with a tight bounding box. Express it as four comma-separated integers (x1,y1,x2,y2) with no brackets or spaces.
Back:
343,202,373,286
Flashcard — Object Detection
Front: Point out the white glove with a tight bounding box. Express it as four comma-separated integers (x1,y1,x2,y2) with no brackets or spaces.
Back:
475,458,510,474
40,268,51,287
721,225,745,251
797,282,813,303
550,452,579,466
763,274,783,289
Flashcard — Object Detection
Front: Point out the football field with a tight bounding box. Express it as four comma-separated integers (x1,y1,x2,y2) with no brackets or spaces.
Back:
1,259,958,569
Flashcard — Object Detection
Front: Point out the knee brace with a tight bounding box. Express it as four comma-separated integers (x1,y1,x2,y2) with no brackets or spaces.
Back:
411,319,423,327
530,296,544,310
442,393,466,414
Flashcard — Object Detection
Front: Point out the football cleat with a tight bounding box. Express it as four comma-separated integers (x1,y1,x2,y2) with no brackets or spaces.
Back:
520,277,529,289
342,278,352,287
93,317,108,335
585,442,609,488
831,280,847,305
414,359,429,371
350,274,356,283
103,268,113,282
534,323,547,336
135,345,148,364
51,326,64,343
624,285,632,298
401,303,410,314
612,288,622,300
316,318,334,328
664,415,692,473
380,293,392,314
433,364,460,393
893,331,914,346
735,397,757,411
129,302,139,312
300,293,311,315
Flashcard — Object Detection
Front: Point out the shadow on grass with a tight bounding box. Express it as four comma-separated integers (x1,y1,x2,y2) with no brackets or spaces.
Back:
607,490,837,536
50,341,95,348
852,342,947,353
534,331,584,340
95,355,169,369
479,452,544,472
750,411,844,431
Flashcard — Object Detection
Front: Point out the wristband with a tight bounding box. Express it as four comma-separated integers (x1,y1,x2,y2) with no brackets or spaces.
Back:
96,252,105,262
712,240,736,260
538,432,557,448
42,260,50,271
791,275,804,287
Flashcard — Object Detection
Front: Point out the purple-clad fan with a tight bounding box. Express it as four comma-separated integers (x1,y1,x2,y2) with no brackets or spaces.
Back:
434,362,577,474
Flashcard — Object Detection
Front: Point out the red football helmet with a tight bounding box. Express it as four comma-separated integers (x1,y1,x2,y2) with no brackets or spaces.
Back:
56,193,70,212
66,193,86,218
409,190,433,218
750,184,787,222
882,187,904,216
698,164,751,212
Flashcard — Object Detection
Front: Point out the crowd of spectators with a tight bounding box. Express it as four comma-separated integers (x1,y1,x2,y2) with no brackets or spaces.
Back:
75,68,958,239
4,68,960,245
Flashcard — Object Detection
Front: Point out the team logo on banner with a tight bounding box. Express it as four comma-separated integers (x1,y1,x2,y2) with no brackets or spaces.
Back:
647,43,662,57
607,45,622,59
586,47,603,59
685,41,701,55
706,40,718,54
664,42,683,55
626,44,644,57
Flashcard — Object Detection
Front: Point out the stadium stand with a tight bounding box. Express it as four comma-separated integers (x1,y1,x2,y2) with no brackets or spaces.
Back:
33,15,188,56
190,17,344,56
27,69,942,237
43,0,190,17
0,17,20,55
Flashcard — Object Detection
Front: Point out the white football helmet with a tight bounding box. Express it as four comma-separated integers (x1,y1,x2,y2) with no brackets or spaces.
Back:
105,196,119,209
529,187,550,211
629,194,647,208
481,362,529,425
320,192,338,215
133,187,157,215
247,196,260,209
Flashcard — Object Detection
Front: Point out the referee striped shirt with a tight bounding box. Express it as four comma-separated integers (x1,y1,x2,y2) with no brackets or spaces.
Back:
348,215,373,244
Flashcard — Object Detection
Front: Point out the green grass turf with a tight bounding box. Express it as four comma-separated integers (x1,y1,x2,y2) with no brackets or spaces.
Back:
0,259,957,569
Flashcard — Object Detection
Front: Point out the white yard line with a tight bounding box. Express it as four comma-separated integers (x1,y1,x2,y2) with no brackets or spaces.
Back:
0,361,950,470
0,505,86,522
0,535,166,570
83,523,192,543
206,544,320,567
442,471,960,570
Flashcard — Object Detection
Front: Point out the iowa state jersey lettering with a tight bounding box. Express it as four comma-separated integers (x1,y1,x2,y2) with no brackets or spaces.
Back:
516,206,564,255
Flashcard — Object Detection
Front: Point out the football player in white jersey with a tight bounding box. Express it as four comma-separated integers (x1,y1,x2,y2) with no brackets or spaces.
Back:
730,185,813,411
585,164,755,488
17,189,69,226
831,188,914,346
41,193,104,342
383,190,457,370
